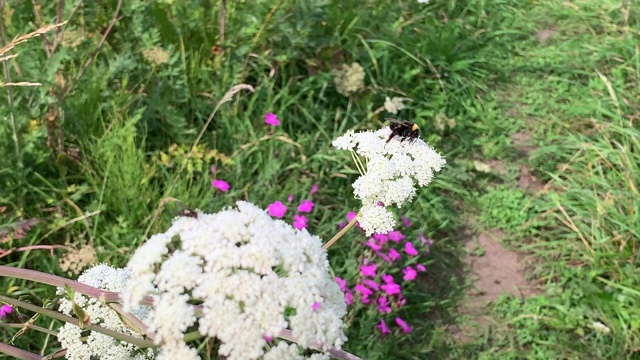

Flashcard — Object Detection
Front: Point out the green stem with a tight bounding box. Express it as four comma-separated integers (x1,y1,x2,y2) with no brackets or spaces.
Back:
0,322,58,337
323,211,362,250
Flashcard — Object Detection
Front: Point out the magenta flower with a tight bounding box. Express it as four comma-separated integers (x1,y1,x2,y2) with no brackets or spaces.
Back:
287,194,294,202
377,297,391,313
373,233,388,244
419,233,434,246
416,264,426,272
376,320,391,335
312,301,321,311
263,335,273,342
400,215,411,227
210,165,216,174
404,242,419,256
297,200,314,213
395,317,412,333
293,214,307,229
382,274,395,283
336,221,347,229
267,201,287,218
388,231,406,243
355,284,373,297
363,279,380,291
345,291,353,305
376,250,392,263
212,179,230,192
265,112,280,126
361,294,371,304
0,304,13,318
388,248,401,262
365,239,382,251
402,266,417,281
310,183,319,195
381,282,401,295
360,263,377,278
346,211,361,228
335,277,348,292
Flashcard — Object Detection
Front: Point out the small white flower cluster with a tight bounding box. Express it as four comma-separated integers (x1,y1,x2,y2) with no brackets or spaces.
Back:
383,96,410,115
333,127,446,235
262,341,330,360
123,201,347,360
57,264,154,360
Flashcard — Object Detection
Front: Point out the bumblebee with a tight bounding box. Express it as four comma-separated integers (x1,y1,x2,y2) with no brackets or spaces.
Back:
177,208,198,218
385,119,420,145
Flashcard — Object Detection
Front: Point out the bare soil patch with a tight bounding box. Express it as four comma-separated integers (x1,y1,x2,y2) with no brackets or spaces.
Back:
452,230,538,343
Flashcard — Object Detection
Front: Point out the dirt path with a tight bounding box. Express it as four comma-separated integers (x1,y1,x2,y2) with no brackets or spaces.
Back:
452,132,542,343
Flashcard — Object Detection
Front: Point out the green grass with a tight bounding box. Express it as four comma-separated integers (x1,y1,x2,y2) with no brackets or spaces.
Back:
1,0,639,359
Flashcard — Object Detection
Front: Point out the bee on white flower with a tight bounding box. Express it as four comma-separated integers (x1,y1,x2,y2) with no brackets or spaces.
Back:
332,125,446,235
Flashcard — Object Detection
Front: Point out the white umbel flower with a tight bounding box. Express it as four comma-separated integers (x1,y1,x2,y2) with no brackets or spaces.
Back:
56,264,154,360
332,127,446,235
123,202,347,360
383,97,410,114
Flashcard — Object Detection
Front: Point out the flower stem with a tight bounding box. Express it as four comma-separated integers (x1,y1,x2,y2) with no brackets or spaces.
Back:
0,341,42,360
0,295,156,348
0,322,58,337
323,211,362,250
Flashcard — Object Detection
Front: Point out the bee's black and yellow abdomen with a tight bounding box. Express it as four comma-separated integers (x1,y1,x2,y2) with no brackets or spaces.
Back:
385,119,421,145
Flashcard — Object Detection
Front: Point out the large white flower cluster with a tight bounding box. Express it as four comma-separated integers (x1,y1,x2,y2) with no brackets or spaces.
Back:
333,127,446,235
122,201,347,360
57,264,154,360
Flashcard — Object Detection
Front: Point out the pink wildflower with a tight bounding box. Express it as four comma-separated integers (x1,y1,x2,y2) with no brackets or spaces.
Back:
417,264,426,272
419,233,434,246
395,317,412,333
400,215,411,227
297,200,314,213
373,233,388,244
388,231,406,243
377,297,391,313
382,274,395,283
388,248,401,262
360,263,377,278
0,305,13,318
335,277,348,292
263,335,273,342
267,201,287,218
381,282,401,295
345,291,353,305
354,284,373,297
347,211,361,228
310,183,318,195
265,112,280,126
312,302,321,311
365,239,382,251
212,179,230,192
404,242,419,256
287,194,294,202
210,165,216,174
376,320,391,335
376,251,392,263
293,214,307,229
402,266,417,281
363,279,380,291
